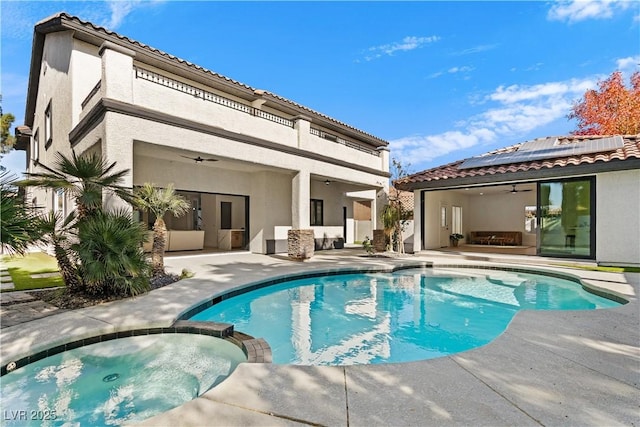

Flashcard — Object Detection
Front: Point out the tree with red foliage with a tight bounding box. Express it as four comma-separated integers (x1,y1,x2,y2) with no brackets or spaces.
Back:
569,71,640,135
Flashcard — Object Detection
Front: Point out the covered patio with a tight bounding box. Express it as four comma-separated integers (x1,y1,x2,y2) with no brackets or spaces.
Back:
398,135,640,266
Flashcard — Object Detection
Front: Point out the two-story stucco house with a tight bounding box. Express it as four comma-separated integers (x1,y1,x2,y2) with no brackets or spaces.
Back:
15,13,390,255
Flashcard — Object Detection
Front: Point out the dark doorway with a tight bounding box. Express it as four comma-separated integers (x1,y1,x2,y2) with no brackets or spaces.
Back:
221,202,232,229
343,206,347,242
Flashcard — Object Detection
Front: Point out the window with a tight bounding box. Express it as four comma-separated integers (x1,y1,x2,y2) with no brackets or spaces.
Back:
440,206,447,227
32,129,39,164
310,199,323,226
525,206,537,233
53,189,65,216
539,178,594,258
44,101,52,148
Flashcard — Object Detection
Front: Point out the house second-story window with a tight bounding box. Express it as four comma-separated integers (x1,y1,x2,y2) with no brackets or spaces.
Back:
32,129,39,164
44,101,52,149
310,199,323,226
53,189,65,216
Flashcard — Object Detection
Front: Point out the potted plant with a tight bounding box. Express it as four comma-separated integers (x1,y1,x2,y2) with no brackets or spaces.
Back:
450,233,464,247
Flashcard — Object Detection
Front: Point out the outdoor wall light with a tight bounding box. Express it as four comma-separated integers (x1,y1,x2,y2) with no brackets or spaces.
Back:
325,180,331,185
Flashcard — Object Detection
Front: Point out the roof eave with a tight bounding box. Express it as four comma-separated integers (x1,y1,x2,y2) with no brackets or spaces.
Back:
396,158,640,192
14,126,32,151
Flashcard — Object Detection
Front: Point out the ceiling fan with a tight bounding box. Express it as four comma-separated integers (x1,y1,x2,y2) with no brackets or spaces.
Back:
180,155,218,163
506,184,532,194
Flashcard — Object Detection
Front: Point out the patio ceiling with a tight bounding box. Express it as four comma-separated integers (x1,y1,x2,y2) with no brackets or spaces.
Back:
134,141,288,174
445,182,536,196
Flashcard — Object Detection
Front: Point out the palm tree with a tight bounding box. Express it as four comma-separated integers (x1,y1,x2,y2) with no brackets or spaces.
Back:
18,151,132,219
75,209,150,296
0,172,42,255
134,183,190,277
37,211,83,292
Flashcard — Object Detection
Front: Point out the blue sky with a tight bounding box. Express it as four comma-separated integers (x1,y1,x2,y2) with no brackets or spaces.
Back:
1,1,639,176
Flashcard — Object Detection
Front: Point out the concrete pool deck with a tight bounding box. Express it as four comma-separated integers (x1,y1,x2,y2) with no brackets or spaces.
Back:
1,249,638,426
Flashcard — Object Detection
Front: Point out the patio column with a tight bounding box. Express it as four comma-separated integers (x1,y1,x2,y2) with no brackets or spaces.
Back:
292,170,310,229
371,190,378,230
289,170,314,260
413,189,422,252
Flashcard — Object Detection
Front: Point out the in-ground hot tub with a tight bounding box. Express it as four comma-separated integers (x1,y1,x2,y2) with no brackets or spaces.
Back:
1,331,247,426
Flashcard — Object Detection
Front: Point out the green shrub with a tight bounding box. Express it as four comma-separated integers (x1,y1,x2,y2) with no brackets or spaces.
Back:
75,210,150,296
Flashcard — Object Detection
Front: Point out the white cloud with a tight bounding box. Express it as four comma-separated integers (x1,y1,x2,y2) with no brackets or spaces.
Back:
106,1,137,28
103,0,166,29
390,76,598,166
450,44,498,56
428,66,474,79
548,0,634,23
0,0,165,41
363,36,440,61
390,129,495,163
489,79,593,104
616,55,640,74
448,66,474,74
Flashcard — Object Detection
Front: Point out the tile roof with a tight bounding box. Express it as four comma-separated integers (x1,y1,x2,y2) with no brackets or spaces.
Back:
396,134,640,190
389,188,415,212
32,13,388,147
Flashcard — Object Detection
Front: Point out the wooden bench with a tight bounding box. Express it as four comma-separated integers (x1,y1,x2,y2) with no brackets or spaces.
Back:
470,231,522,246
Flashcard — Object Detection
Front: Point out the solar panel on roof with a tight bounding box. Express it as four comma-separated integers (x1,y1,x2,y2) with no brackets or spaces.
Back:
458,136,624,170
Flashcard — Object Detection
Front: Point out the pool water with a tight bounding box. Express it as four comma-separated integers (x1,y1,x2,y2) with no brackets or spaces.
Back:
1,334,246,426
191,268,620,366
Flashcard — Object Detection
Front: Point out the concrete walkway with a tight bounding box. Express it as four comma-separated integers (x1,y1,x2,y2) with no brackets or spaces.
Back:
1,250,638,426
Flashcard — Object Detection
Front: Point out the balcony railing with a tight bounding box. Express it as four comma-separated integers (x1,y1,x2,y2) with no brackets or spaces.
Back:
134,67,294,128
81,81,101,109
310,128,380,157
134,66,380,157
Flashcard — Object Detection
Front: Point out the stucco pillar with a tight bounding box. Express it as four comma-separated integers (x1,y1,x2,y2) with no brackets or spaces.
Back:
99,41,135,102
413,190,422,252
378,146,390,174
251,89,267,110
372,190,378,230
291,170,310,229
98,42,135,212
102,114,133,212
293,115,312,149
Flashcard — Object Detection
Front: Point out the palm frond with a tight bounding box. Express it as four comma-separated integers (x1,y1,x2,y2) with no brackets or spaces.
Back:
1,172,43,254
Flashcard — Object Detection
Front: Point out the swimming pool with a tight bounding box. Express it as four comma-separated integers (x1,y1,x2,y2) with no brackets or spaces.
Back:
1,333,246,426
190,267,621,366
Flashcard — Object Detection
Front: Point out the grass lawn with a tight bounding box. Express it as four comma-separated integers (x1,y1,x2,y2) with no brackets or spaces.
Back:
557,263,640,274
1,252,64,291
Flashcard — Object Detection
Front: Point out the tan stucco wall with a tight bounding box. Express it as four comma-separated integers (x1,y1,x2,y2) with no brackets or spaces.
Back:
28,31,76,213
596,169,640,266
250,171,293,253
71,39,101,127
420,190,471,249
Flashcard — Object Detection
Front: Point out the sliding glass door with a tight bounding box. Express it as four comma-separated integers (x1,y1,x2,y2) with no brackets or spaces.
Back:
538,177,594,258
